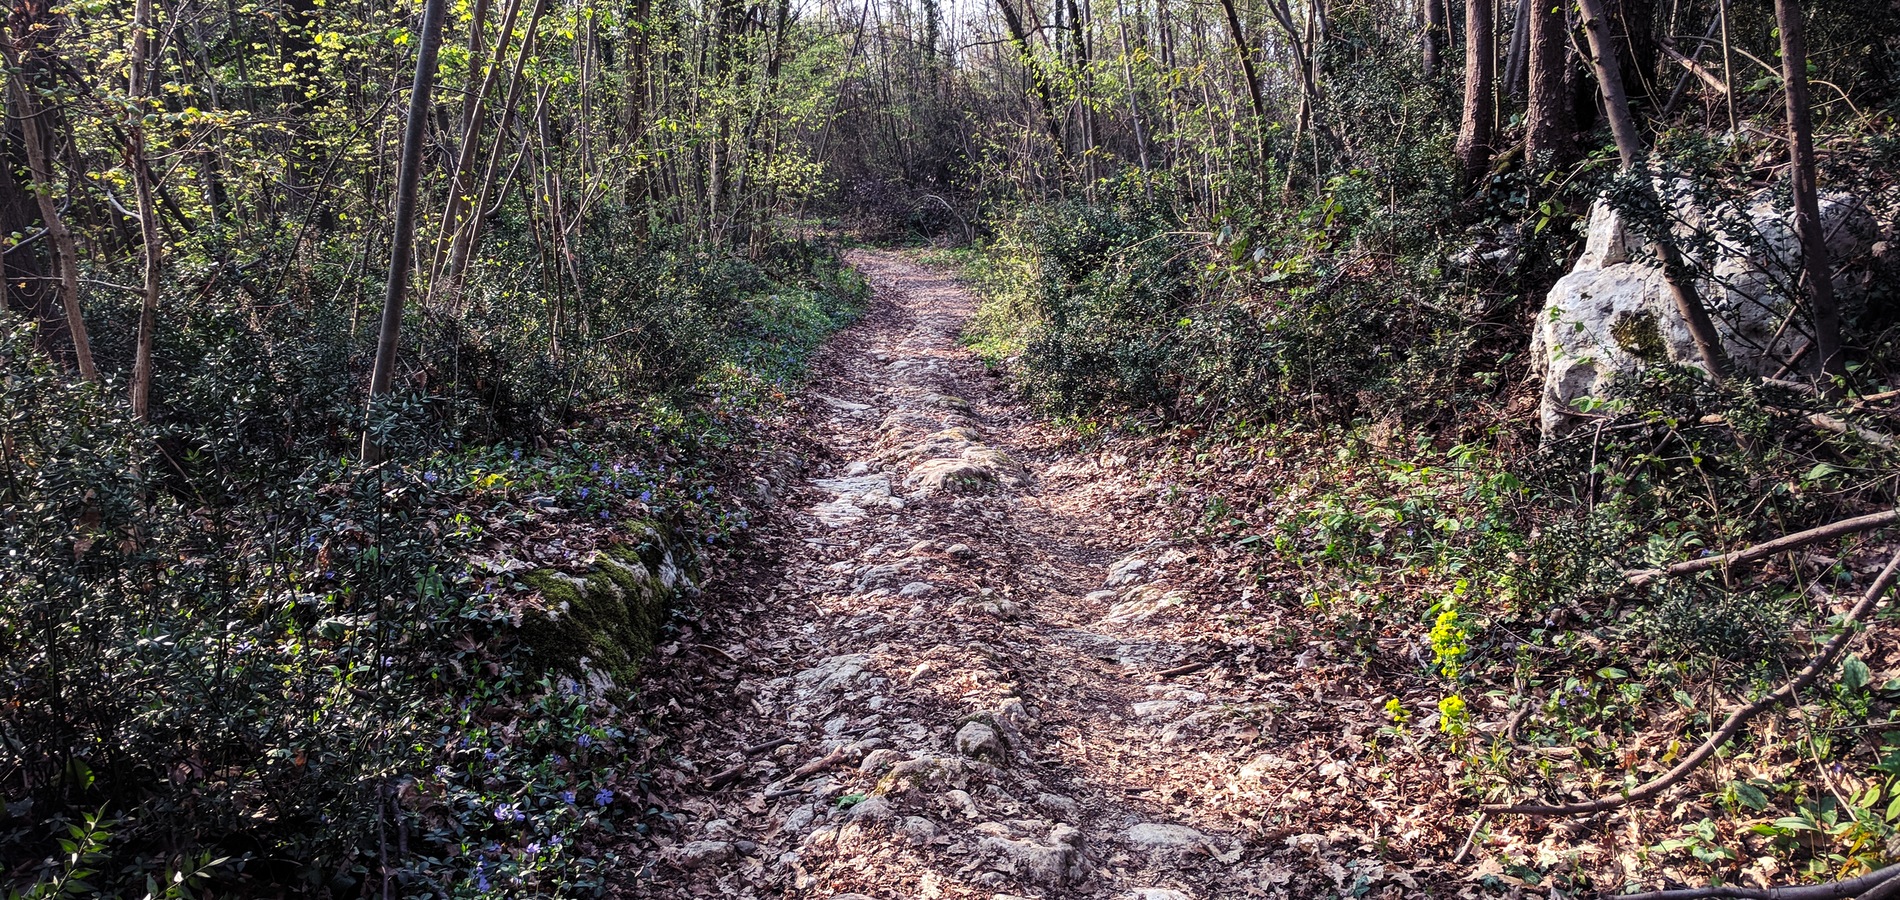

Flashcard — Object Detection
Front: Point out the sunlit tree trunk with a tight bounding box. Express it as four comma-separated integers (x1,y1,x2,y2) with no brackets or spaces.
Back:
1,40,96,382
1576,0,1728,382
128,0,164,421
363,0,449,464
1774,0,1844,392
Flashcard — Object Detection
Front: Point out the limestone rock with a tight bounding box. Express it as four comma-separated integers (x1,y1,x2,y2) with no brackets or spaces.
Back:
846,795,894,822
1533,191,1885,437
955,721,1007,762
1123,822,1209,852
1105,555,1150,587
663,840,737,870
977,824,1087,885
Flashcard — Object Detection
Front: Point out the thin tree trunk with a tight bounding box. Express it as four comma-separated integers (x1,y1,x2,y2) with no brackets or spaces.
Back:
1576,0,1728,381
1215,0,1268,166
1,47,96,382
428,0,525,301
1454,0,1496,185
128,0,164,420
994,0,1064,148
363,0,449,464
444,0,547,297
1774,0,1844,393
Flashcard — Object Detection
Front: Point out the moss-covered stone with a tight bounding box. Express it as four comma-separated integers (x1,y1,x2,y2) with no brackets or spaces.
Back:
512,522,695,692
1609,309,1668,362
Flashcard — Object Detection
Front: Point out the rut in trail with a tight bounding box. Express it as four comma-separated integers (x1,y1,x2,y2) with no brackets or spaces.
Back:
624,250,1456,899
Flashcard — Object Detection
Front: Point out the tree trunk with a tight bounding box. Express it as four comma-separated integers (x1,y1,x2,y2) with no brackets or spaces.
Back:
1576,0,1728,382
1,45,96,382
1774,0,1844,392
1216,0,1269,166
1454,0,1496,185
428,0,525,302
1423,0,1445,75
362,0,449,464
1524,0,1572,167
1503,0,1530,98
128,0,164,421
994,0,1064,148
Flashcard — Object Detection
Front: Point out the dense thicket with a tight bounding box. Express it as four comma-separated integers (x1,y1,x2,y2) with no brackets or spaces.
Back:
1,0,864,891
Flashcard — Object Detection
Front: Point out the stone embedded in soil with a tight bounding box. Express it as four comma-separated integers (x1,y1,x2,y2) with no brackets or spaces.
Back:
1131,699,1183,720
846,795,894,822
1131,890,1192,900
955,721,1007,762
898,580,935,598
976,824,1087,886
1122,822,1210,851
905,457,1000,495
1105,555,1150,587
899,815,940,845
662,840,737,870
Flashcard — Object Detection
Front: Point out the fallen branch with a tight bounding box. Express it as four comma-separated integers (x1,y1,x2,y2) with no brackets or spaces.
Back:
744,737,795,756
1625,509,1900,585
1156,661,1212,678
1808,413,1897,449
703,763,748,791
1488,546,1900,817
1611,861,1900,900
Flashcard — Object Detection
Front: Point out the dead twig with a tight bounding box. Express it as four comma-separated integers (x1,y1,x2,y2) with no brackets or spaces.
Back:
744,737,795,756
1488,546,1900,817
1156,661,1212,678
1451,811,1488,865
1611,861,1900,900
1625,509,1900,585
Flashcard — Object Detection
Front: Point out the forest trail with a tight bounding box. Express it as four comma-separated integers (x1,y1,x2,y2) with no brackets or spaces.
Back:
625,251,1452,899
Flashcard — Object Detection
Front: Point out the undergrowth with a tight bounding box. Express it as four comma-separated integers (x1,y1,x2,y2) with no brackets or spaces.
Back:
0,228,865,896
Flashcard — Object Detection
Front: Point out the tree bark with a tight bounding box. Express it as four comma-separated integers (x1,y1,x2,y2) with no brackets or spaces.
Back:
1423,0,1445,75
1503,0,1530,98
1524,0,1572,167
127,0,164,421
1,42,96,382
1576,0,1729,381
1774,0,1846,393
362,0,449,464
1454,0,1496,185
994,0,1064,148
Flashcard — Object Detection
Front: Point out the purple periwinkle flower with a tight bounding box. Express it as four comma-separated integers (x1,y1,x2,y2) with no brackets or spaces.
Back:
594,788,614,807
493,803,518,822
560,790,576,804
424,471,438,483
484,750,499,762
576,733,595,748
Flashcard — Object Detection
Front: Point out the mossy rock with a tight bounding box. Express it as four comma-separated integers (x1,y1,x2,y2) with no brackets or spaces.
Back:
513,522,696,692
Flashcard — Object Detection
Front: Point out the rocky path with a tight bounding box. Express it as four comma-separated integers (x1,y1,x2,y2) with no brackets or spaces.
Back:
623,250,1445,899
